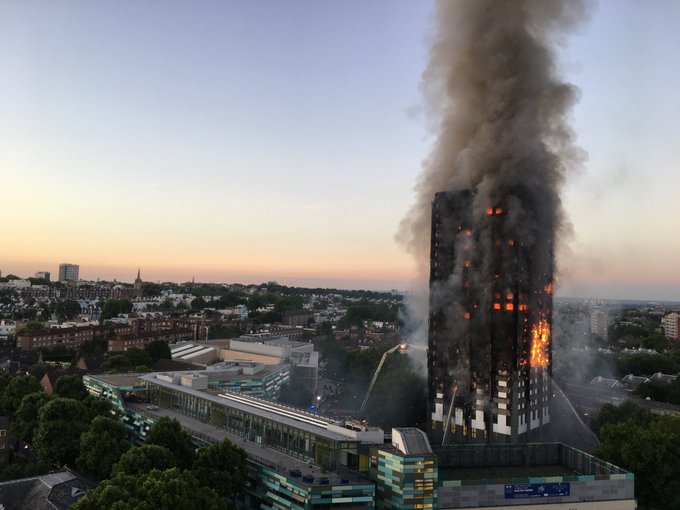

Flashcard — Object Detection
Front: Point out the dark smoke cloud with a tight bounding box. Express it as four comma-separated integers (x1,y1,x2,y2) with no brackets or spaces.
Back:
398,0,591,270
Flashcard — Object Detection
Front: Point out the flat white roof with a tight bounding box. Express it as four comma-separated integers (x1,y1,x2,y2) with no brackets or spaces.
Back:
182,347,216,359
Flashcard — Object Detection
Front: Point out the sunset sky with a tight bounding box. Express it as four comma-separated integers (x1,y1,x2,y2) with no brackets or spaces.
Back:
1,1,679,300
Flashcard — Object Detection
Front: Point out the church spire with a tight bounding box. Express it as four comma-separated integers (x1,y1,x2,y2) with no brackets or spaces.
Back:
134,267,143,291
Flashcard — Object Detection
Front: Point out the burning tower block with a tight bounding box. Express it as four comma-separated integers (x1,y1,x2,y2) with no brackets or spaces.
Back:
428,190,553,445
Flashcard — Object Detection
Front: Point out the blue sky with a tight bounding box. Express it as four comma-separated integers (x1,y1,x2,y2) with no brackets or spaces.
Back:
1,1,679,300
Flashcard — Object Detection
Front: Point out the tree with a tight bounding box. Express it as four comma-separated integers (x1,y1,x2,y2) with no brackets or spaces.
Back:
54,375,89,401
192,439,247,499
72,468,228,510
146,417,196,469
83,395,113,421
77,337,108,358
33,397,90,465
27,363,51,380
124,348,152,369
18,321,47,334
191,297,208,310
145,340,171,363
597,415,680,509
1,375,43,417
50,300,82,322
13,391,50,443
101,355,132,372
592,401,651,438
141,282,163,297
77,416,131,479
100,299,134,320
112,445,176,477
364,354,427,429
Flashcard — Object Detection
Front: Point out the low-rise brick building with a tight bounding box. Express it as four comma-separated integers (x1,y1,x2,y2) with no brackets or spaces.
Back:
107,329,193,352
17,324,130,351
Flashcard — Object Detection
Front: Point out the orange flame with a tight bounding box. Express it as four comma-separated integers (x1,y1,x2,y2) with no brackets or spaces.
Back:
530,319,550,368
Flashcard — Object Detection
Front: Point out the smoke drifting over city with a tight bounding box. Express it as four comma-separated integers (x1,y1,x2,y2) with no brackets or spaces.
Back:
397,1,593,444
399,0,590,323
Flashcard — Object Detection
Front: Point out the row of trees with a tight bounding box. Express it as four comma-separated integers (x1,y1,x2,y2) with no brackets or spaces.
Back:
100,341,172,373
2,368,248,508
0,373,112,481
73,417,247,510
594,401,680,509
336,299,402,329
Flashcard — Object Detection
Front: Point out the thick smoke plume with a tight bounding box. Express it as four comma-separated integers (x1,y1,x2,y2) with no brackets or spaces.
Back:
399,0,589,275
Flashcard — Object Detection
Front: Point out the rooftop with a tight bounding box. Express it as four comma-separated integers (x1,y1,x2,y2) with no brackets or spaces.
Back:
126,402,370,487
138,372,383,443
392,427,432,455
87,373,145,388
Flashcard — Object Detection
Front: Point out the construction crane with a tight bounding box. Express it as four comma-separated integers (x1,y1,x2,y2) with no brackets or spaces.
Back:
358,343,407,416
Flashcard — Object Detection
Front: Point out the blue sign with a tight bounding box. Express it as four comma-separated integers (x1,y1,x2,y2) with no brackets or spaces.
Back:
504,483,570,499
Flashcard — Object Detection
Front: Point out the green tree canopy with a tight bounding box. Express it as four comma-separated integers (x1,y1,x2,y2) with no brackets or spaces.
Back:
71,468,228,510
364,354,426,429
112,444,176,477
337,299,401,328
191,296,208,310
33,397,90,465
83,395,114,421
13,391,50,443
77,416,131,479
146,417,196,469
50,300,82,322
192,439,247,499
18,321,47,334
100,299,134,320
141,283,163,297
124,348,152,369
592,401,651,438
54,374,89,401
101,355,132,373
77,337,108,358
144,340,171,363
1,375,43,417
596,415,680,509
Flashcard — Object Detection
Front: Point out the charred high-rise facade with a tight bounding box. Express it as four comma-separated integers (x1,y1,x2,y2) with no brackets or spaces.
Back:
427,190,553,445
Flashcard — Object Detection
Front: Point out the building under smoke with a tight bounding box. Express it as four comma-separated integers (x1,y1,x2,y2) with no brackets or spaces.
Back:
428,190,553,445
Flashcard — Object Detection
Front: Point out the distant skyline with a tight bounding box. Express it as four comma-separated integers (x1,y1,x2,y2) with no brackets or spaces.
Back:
2,1,680,300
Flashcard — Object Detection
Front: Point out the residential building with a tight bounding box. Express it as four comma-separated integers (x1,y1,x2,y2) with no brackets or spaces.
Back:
58,263,79,282
591,307,609,341
282,309,313,327
0,320,16,341
662,312,680,340
428,191,553,445
34,271,51,280
0,468,95,506
17,324,130,351
107,328,193,352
